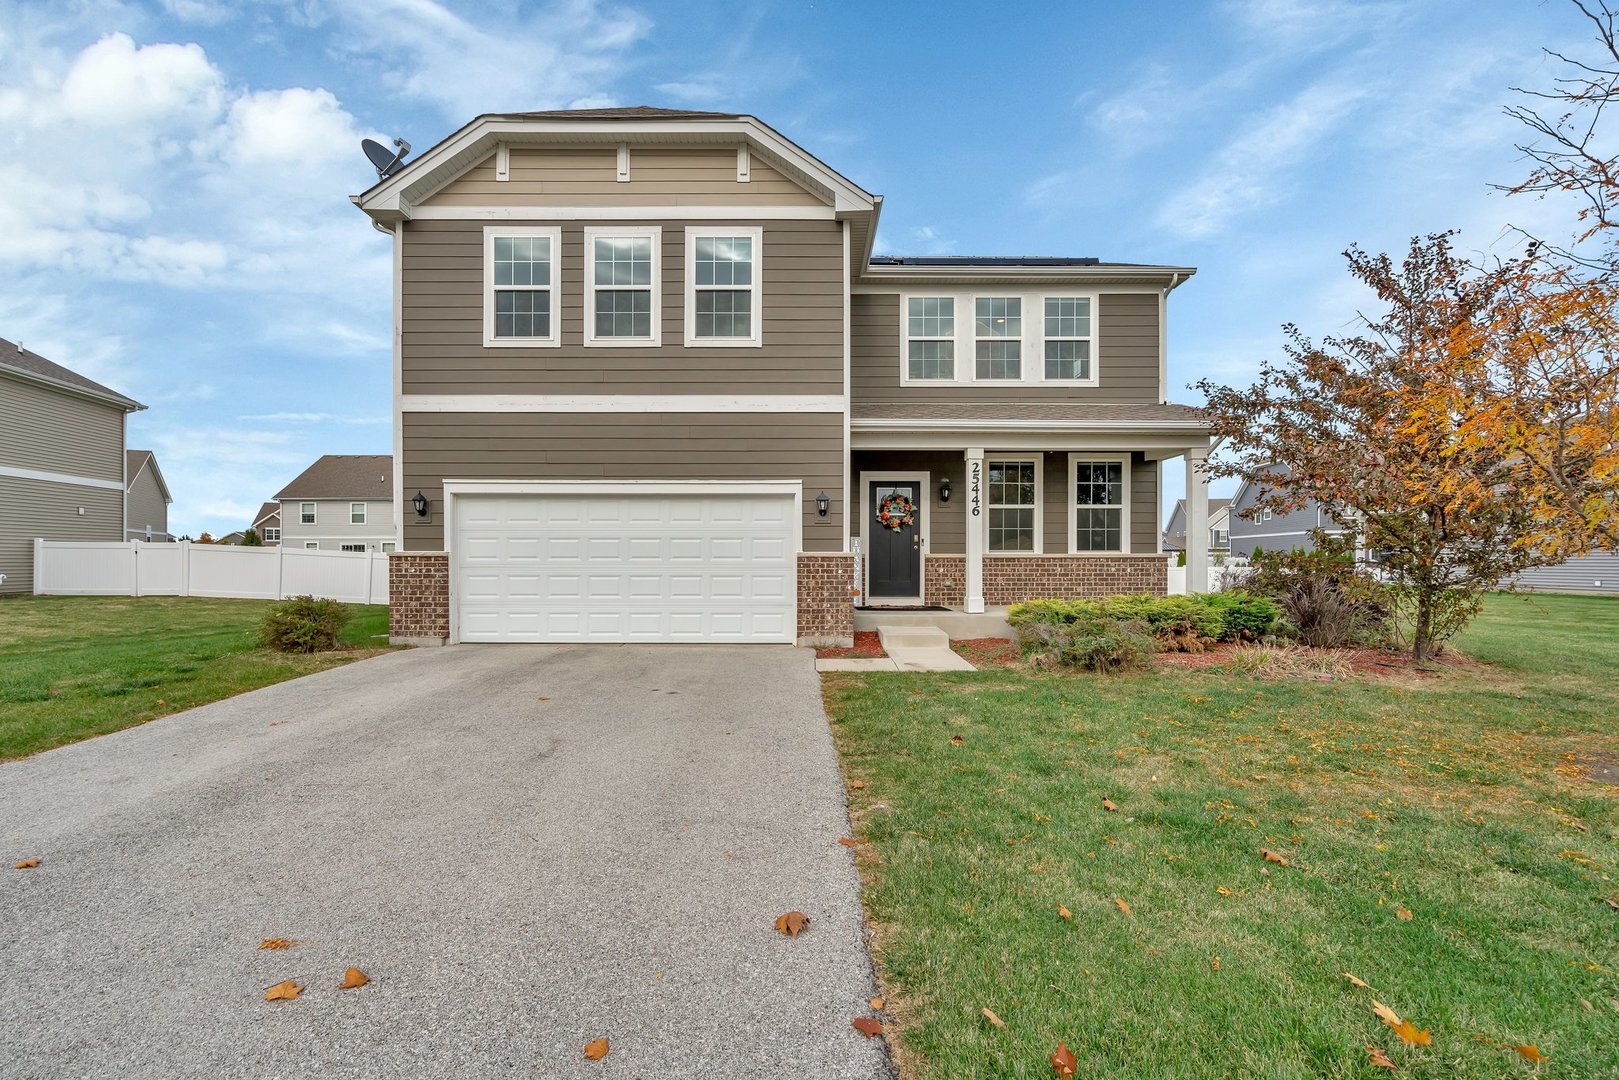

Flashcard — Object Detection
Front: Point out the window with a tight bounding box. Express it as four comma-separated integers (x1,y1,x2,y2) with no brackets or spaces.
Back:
1213,529,1229,547
304,542,319,550
300,502,315,525
987,458,1040,552
584,226,661,346
341,543,366,553
975,297,1021,379
685,227,761,346
264,528,280,542
381,542,396,553
483,226,560,347
905,297,954,380
1044,297,1094,381
1261,507,1273,521
351,502,366,525
1070,456,1129,553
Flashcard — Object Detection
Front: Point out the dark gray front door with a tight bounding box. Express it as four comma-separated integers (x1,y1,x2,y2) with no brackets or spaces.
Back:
868,481,922,600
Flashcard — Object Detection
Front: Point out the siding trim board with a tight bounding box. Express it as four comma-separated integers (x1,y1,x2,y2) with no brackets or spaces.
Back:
0,464,125,491
402,395,845,412
411,204,837,220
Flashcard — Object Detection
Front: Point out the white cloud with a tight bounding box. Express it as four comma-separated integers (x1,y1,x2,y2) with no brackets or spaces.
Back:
1220,0,1409,49
905,225,957,255
159,0,236,24
59,33,224,127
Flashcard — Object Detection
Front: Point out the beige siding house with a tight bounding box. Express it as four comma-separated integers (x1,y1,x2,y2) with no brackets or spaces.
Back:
274,455,396,552
355,107,1215,646
1,338,146,594
125,449,172,542
251,501,281,545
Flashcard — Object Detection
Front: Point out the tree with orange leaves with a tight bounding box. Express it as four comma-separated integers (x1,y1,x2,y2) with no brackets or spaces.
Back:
1196,233,1616,661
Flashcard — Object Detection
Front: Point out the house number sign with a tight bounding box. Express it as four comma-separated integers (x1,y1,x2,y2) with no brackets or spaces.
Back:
969,460,982,518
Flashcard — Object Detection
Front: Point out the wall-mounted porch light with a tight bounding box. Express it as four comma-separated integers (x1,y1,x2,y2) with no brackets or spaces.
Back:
939,477,953,503
814,491,830,517
412,490,429,518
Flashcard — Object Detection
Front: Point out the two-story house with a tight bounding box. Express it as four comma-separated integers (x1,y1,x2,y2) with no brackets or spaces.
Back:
1,337,146,594
1163,498,1230,556
273,454,396,552
124,449,173,542
1226,463,1355,559
354,107,1215,646
250,501,281,545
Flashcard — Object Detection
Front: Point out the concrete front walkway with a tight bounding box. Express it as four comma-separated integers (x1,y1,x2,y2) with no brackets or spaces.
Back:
0,646,892,1079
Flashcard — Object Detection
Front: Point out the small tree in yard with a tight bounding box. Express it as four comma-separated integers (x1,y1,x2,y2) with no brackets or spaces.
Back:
1197,233,1615,661
241,527,263,546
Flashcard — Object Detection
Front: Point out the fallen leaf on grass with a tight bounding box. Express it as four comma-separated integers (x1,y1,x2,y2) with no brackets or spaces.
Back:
852,1017,883,1038
982,1007,1005,1029
14,858,40,869
1372,1000,1431,1047
1395,907,1414,921
258,939,297,950
1216,885,1235,897
1515,1044,1548,1062
1366,1045,1397,1070
869,997,884,1010
1343,972,1375,990
263,980,303,1002
950,734,965,745
838,837,858,847
583,1037,610,1060
848,780,867,790
1114,897,1133,916
1260,848,1290,866
1101,797,1118,812
1050,1041,1078,1077
1603,897,1618,911
774,911,810,938
340,968,369,989
1211,956,1221,971
1058,904,1073,920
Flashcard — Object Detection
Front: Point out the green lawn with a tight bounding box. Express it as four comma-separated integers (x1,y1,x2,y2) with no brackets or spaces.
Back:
824,593,1619,1078
0,595,392,761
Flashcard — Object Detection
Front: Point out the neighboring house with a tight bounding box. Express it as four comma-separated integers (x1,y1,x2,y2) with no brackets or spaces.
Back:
125,449,172,542
1164,498,1231,555
1,336,146,594
274,455,396,552
216,530,247,545
1508,553,1619,594
1227,463,1353,559
251,501,281,546
353,106,1215,646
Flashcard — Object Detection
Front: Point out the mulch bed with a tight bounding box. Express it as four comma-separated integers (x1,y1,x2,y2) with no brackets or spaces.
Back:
1153,642,1484,679
816,631,887,660
952,637,1021,668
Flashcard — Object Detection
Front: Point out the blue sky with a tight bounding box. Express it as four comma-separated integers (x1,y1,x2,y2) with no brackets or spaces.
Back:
0,0,1596,538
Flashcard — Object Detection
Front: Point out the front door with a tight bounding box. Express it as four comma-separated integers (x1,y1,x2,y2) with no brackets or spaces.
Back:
868,480,922,601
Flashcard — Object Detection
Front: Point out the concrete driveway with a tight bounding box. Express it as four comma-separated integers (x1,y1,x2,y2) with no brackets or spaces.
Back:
0,646,892,1079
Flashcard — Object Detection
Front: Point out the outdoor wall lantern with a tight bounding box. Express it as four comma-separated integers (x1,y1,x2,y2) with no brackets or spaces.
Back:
814,491,831,517
939,477,953,503
412,491,429,518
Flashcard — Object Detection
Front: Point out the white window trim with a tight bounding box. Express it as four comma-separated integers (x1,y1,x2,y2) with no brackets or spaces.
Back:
304,542,320,550
351,501,366,525
264,527,280,542
381,541,396,552
896,289,1103,387
300,502,315,525
985,455,1043,554
583,225,662,348
973,296,1025,382
340,543,368,553
684,225,763,348
900,295,957,384
856,470,930,605
483,225,561,348
1067,453,1132,554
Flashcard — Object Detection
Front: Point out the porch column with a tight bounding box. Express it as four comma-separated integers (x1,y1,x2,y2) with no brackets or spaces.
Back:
964,446,985,613
1185,447,1210,593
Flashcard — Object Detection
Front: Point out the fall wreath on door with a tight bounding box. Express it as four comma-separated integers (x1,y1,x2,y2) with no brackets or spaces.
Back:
877,491,917,530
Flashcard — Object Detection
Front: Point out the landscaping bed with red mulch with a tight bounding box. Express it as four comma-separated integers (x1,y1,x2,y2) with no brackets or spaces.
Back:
950,637,1020,668
815,631,887,660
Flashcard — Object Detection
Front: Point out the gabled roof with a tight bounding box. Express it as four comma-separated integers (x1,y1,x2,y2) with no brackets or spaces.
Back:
252,501,280,528
275,455,393,501
351,107,879,219
0,336,144,411
125,450,172,502
1165,498,1232,537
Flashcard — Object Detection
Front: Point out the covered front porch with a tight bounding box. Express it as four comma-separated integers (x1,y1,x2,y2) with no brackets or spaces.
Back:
848,409,1215,616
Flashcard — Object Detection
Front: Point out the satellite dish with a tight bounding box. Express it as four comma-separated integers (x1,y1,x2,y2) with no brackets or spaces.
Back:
362,136,412,179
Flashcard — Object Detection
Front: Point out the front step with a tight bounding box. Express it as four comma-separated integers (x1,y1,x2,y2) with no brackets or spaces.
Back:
875,624,975,672
875,625,949,652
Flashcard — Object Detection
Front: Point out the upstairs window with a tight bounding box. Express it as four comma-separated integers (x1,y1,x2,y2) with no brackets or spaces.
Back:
686,227,761,346
585,226,661,346
300,502,315,525
263,527,280,542
483,226,560,347
1044,297,1093,381
905,297,954,380
351,502,366,525
975,297,1021,379
1071,456,1129,553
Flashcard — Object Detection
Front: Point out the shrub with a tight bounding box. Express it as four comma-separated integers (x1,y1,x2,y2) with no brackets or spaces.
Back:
1199,591,1282,642
1016,616,1154,673
1006,598,1099,627
1228,540,1388,647
1100,594,1224,651
241,528,263,547
1384,585,1481,658
260,595,349,653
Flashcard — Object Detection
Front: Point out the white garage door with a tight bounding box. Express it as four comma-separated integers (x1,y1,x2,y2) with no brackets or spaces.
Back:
453,492,797,643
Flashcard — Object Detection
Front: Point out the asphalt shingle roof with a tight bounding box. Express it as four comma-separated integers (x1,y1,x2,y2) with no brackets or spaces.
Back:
0,336,143,410
275,455,393,501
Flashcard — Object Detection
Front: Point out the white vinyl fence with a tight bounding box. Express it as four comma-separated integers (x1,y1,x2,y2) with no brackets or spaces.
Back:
33,539,389,605
1167,561,1240,596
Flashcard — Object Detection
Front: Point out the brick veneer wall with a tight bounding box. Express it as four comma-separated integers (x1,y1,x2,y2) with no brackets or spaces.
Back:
797,553,855,647
924,555,966,607
984,555,1170,605
389,551,450,644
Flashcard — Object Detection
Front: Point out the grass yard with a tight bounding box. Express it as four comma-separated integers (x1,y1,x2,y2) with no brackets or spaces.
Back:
824,593,1619,1078
0,595,391,761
